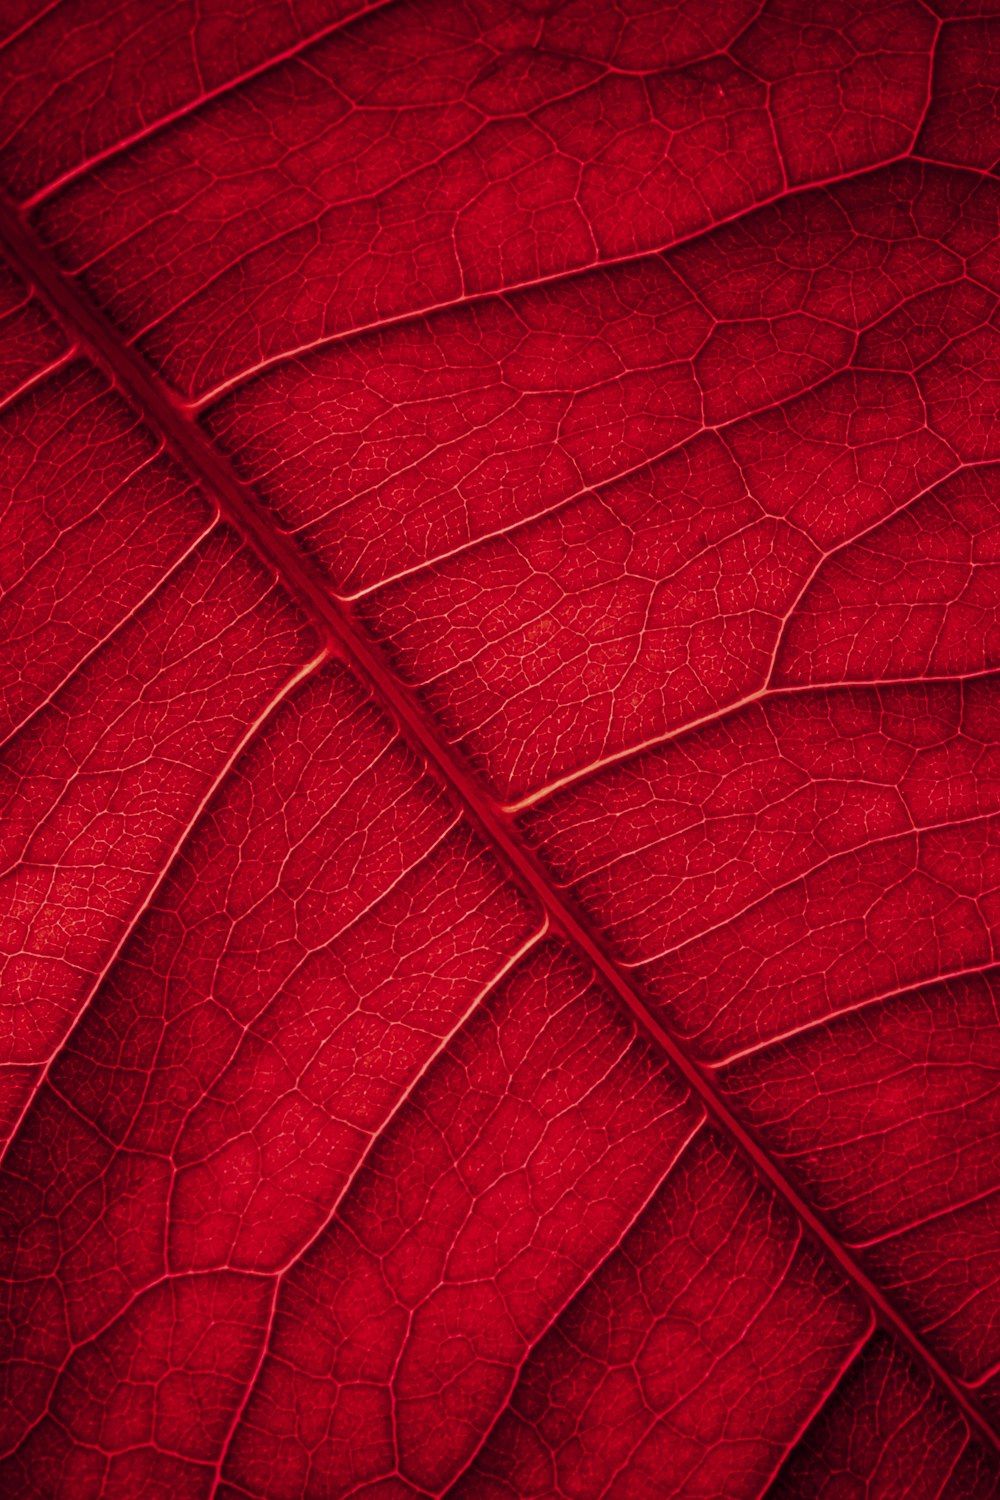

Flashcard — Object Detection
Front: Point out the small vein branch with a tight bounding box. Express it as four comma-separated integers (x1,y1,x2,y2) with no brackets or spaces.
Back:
1,192,997,1462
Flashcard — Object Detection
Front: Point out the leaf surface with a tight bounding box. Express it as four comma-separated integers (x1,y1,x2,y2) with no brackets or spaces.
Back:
2,3,1000,1497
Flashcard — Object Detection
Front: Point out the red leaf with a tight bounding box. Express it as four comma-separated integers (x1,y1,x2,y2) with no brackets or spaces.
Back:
1,2,1000,1496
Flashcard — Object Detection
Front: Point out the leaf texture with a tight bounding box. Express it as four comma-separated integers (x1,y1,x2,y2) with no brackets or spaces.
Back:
1,2,1000,1497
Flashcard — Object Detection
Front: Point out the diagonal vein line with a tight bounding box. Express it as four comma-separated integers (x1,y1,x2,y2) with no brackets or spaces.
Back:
14,0,401,211
189,150,984,410
756,1330,878,1500
440,1116,711,1499
0,647,328,1168
204,919,548,1498
1,189,997,1463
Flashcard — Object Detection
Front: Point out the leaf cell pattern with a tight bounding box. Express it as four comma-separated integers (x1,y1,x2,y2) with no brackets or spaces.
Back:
1,2,1000,1497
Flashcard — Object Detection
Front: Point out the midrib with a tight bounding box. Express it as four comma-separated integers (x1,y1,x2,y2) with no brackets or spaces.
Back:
2,190,996,1459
